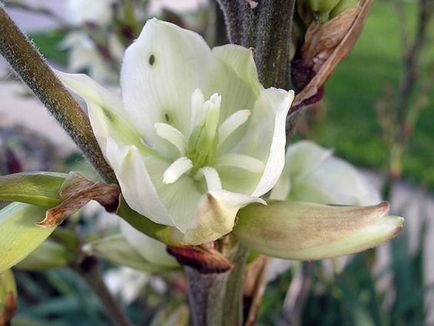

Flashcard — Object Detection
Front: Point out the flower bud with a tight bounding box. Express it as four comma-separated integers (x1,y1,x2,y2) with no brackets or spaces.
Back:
233,201,403,260
330,0,359,18
307,0,342,21
15,240,73,271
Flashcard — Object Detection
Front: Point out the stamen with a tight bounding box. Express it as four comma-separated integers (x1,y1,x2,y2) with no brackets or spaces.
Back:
190,88,205,131
218,110,251,147
154,123,186,155
163,157,193,184
215,153,264,173
198,167,222,190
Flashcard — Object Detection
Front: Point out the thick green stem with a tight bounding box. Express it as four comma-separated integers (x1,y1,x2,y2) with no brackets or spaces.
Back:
186,2,295,325
0,6,117,184
216,0,295,89
186,245,249,326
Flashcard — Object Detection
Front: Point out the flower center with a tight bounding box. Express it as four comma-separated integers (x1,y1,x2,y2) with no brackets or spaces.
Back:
154,88,263,190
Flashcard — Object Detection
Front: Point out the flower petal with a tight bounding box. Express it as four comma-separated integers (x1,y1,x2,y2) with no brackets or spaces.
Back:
271,141,381,205
121,18,213,141
106,140,173,226
183,190,266,245
252,89,295,196
57,71,150,154
293,156,381,205
120,220,178,267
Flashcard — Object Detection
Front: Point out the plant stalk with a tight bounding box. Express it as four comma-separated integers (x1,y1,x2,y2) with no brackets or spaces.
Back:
185,245,249,326
0,6,117,184
187,2,295,325
72,257,131,326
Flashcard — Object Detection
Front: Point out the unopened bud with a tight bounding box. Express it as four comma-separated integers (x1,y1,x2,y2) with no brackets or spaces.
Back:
307,0,342,21
233,201,403,260
330,0,359,18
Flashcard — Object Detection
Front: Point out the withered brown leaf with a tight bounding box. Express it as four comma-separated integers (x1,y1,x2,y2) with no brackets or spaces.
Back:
38,173,120,228
293,0,372,108
0,292,17,326
167,245,234,274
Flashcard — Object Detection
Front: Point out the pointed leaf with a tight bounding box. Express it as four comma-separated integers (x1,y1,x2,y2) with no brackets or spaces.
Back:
15,240,73,271
0,203,56,273
0,172,66,207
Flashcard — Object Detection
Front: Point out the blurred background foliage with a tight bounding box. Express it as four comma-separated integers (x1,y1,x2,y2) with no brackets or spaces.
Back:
1,0,433,325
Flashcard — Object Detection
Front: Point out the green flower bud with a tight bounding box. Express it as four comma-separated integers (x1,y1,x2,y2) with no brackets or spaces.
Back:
15,240,73,271
307,0,342,21
330,0,359,18
233,201,403,260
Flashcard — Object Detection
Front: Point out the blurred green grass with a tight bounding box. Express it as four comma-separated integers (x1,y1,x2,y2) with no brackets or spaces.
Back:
316,0,434,190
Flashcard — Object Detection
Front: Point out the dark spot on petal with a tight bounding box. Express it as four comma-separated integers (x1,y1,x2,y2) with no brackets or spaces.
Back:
149,54,156,66
164,113,170,122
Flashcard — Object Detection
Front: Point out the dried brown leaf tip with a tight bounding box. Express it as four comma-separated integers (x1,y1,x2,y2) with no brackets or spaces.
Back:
0,292,17,326
292,0,372,109
38,173,120,228
167,245,234,274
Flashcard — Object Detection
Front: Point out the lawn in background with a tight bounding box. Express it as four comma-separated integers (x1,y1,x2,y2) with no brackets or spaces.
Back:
317,0,434,190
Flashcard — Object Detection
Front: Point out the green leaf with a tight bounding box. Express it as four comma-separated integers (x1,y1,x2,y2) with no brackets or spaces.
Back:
15,240,74,271
0,202,57,273
0,172,66,207
83,234,178,272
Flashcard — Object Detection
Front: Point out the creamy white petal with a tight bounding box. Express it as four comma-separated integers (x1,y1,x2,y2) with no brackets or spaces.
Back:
140,158,203,233
120,220,178,267
285,140,334,182
292,155,381,206
106,141,173,226
272,141,381,206
208,45,259,145
57,71,151,154
183,190,266,245
121,18,213,141
163,157,193,184
215,153,264,174
212,44,261,96
252,89,295,196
